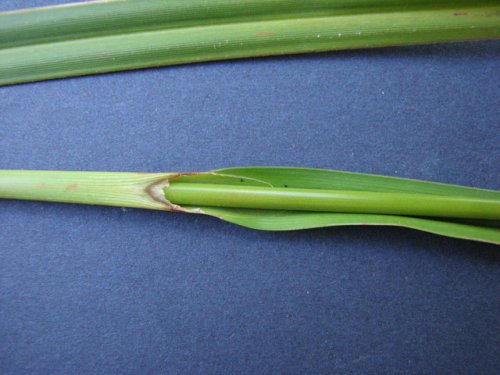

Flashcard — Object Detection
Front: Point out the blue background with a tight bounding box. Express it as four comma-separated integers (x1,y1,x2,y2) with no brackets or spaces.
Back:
1,1,499,374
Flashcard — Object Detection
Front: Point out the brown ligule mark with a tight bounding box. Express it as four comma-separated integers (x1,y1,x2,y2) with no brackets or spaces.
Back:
144,172,208,213
144,177,175,211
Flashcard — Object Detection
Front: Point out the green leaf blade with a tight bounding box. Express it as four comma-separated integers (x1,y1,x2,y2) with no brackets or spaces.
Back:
212,167,500,199
1,0,499,86
199,207,500,245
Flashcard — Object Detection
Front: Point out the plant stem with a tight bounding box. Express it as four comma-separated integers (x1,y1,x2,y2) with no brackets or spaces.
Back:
164,182,500,220
1,169,499,243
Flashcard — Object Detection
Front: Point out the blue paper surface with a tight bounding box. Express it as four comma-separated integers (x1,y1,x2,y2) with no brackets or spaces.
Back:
1,1,499,374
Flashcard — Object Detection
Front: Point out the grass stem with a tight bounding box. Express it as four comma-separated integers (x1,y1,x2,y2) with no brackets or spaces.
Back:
164,182,500,220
